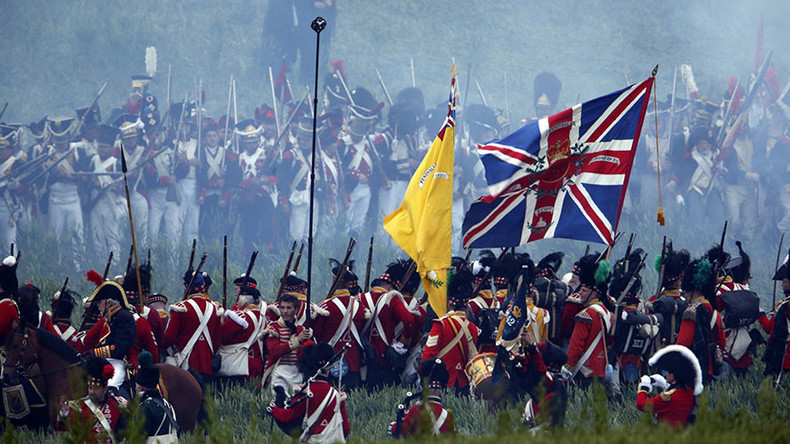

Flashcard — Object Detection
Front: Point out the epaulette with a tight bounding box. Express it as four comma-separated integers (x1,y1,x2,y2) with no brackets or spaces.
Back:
168,302,187,313
567,294,583,304
311,302,330,318
659,389,676,401
575,309,593,323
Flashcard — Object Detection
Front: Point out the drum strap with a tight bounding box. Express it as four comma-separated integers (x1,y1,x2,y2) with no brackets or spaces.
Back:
436,317,478,361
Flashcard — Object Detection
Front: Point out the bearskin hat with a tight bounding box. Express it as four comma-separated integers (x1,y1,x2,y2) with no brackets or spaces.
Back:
492,253,521,289
85,357,114,386
658,245,691,287
418,358,450,389
536,252,564,276
648,344,703,396
239,285,260,300
0,255,18,296
447,268,475,307
330,258,358,284
681,258,716,300
533,72,562,108
576,253,611,295
395,87,426,117
726,241,751,284
122,261,152,295
136,350,159,389
234,274,257,288
388,102,421,136
705,244,731,275
466,104,499,144
51,289,77,320
538,341,568,368
297,343,335,377
609,248,645,301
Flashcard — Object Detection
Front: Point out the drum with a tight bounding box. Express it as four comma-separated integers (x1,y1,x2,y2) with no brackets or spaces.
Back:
464,352,510,401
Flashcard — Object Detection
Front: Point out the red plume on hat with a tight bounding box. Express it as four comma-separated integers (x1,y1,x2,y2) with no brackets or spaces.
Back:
102,364,115,380
331,59,346,78
86,269,104,287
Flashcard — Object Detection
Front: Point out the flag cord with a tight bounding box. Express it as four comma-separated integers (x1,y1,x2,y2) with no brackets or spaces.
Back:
652,78,665,226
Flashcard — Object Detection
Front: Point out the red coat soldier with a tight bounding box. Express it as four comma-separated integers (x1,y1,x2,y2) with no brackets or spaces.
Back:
421,269,481,392
218,285,275,381
162,272,222,379
637,345,703,427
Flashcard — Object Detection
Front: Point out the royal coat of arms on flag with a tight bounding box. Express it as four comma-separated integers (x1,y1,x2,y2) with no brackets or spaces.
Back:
462,77,654,248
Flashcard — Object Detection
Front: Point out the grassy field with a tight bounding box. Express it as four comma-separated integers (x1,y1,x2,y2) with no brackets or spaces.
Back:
6,358,790,443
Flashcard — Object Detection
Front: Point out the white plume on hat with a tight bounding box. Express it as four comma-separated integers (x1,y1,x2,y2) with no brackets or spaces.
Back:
648,344,703,396
145,46,157,78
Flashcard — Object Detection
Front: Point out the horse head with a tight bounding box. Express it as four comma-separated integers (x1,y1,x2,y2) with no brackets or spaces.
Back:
2,321,40,386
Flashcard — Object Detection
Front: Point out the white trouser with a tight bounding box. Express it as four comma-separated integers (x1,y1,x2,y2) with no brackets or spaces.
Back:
130,190,149,246
270,364,303,396
48,182,83,241
107,358,126,389
346,183,370,236
148,187,180,242
0,200,16,251
723,183,757,241
90,193,123,256
178,179,199,240
290,202,318,243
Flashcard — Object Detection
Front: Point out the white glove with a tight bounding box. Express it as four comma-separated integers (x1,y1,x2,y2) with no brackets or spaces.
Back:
560,365,573,381
675,194,685,207
639,375,652,392
391,341,407,355
650,374,669,392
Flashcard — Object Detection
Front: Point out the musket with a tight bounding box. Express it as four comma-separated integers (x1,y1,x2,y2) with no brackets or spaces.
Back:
71,171,123,177
232,77,239,153
102,251,114,280
715,221,729,275
71,82,108,141
166,63,172,127
399,260,418,293
772,234,785,309
59,277,69,300
222,235,228,309
463,249,473,268
717,77,740,145
120,144,145,313
326,238,357,299
471,248,509,295
617,253,647,304
125,244,134,275
667,65,678,143
168,92,189,205
269,66,281,140
364,236,374,293
740,49,773,115
655,236,668,297
475,78,488,107
281,343,352,409
224,75,233,148
410,57,416,88
292,243,305,274
276,241,298,301
503,71,511,127
196,79,203,166
373,66,394,107
623,233,635,271
0,102,7,122
272,89,311,149
598,232,623,262
27,147,77,185
9,243,12,256
187,238,197,272
241,250,259,288
183,252,208,300
0,153,50,188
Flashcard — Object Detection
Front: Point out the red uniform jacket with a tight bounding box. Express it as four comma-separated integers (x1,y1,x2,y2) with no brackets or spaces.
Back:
360,287,415,367
0,298,19,343
219,306,266,379
421,312,480,388
400,396,454,436
271,378,350,440
759,299,790,370
677,297,726,377
56,395,127,443
558,296,584,343
264,319,310,372
566,301,613,379
312,291,366,372
636,387,695,427
162,294,222,375
129,313,159,366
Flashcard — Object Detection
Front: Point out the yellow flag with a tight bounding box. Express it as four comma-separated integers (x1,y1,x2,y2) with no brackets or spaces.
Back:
383,76,456,317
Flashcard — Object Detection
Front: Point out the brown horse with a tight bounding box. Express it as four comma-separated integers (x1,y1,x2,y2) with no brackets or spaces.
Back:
2,325,203,431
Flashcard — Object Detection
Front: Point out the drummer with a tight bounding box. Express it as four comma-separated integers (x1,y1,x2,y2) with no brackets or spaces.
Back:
421,269,481,395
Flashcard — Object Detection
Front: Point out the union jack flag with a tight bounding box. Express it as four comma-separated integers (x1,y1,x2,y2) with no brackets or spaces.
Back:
462,77,654,248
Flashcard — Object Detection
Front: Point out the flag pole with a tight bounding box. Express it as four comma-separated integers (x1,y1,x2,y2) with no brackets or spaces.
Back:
120,144,144,314
306,16,327,328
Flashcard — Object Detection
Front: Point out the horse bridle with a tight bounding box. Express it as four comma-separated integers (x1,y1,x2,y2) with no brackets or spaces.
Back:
2,326,80,380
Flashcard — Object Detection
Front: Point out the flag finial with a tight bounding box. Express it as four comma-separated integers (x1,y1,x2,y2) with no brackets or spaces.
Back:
450,64,458,78
652,64,659,77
